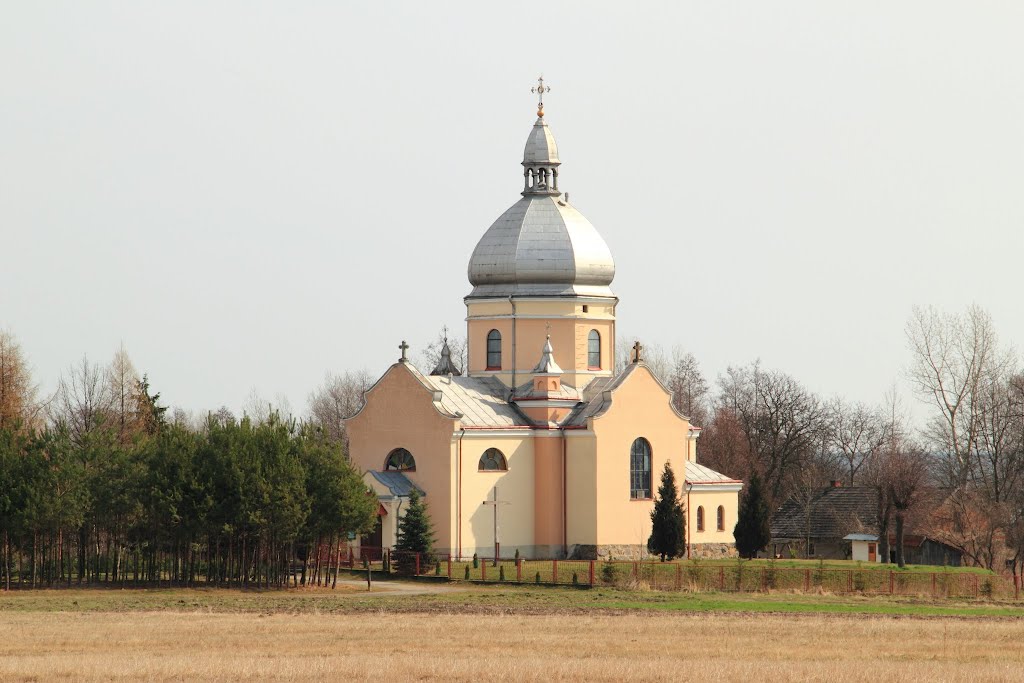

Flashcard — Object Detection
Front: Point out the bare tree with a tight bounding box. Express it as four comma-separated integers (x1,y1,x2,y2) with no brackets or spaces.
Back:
0,330,40,430
666,348,710,426
106,345,141,444
878,438,930,568
306,370,373,451
52,355,115,448
825,397,888,486
419,328,467,374
716,362,826,506
906,304,1003,487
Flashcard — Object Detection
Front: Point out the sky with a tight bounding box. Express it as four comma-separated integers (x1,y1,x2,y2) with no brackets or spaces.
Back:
2,2,1023,422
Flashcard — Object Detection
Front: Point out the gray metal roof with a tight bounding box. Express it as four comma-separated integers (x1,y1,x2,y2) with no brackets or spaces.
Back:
843,533,879,542
523,116,560,164
685,461,742,485
367,470,424,497
418,372,531,428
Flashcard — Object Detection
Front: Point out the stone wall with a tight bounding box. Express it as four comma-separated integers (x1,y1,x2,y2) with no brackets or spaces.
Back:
566,543,737,561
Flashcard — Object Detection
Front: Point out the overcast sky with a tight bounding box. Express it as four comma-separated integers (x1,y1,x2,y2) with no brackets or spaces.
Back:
2,2,1023,422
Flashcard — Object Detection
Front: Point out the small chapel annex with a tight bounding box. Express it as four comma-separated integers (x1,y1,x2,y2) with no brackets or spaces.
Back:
347,84,742,560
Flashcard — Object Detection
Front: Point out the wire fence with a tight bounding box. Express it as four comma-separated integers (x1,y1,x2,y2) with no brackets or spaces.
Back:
355,549,1023,601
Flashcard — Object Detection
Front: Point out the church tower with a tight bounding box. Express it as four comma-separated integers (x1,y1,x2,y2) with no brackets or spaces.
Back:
465,78,617,391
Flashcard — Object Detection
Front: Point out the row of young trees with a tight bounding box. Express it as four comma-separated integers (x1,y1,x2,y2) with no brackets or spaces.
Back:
0,335,376,589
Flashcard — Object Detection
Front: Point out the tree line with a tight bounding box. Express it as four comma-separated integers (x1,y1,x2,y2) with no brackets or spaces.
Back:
0,338,376,589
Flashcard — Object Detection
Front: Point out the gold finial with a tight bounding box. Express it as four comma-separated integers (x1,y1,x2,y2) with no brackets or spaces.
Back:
531,75,551,117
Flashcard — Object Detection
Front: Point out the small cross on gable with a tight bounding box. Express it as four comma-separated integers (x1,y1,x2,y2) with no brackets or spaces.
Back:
399,340,410,362
632,340,643,364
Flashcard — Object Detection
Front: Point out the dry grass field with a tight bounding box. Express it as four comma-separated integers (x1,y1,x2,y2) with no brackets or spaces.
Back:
2,585,1023,682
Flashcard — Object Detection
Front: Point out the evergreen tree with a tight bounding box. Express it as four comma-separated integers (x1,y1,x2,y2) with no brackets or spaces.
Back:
647,462,685,561
394,489,434,574
734,472,771,559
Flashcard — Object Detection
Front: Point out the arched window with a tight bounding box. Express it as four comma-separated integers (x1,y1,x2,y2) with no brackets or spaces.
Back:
478,448,508,471
697,506,705,532
486,329,502,370
717,506,725,531
588,330,601,369
629,437,652,499
384,448,415,472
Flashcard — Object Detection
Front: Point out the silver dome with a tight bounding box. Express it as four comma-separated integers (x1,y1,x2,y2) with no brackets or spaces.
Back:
467,195,615,298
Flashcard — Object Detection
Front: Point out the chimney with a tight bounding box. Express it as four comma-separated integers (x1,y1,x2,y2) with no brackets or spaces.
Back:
831,480,842,488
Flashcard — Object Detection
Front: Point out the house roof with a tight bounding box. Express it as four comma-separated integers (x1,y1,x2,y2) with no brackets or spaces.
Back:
366,471,425,498
770,486,879,541
843,533,879,542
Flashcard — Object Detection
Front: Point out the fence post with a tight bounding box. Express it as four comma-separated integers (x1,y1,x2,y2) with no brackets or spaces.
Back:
633,561,638,580
931,573,936,597
847,570,853,593
553,559,558,584
481,560,486,582
719,566,725,590
348,547,354,569
974,574,979,598
889,570,894,595
804,568,810,592
415,553,420,576
760,567,766,592
589,560,595,587
517,558,522,583
676,564,682,591
447,555,452,580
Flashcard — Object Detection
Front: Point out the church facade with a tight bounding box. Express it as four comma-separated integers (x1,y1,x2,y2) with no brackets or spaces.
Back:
347,90,741,560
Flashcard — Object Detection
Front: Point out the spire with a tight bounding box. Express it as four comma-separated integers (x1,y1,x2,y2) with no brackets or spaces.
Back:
430,337,462,376
531,335,564,375
523,76,561,196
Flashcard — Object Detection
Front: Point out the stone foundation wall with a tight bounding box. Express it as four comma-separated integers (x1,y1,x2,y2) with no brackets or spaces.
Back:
565,543,737,561
688,542,737,560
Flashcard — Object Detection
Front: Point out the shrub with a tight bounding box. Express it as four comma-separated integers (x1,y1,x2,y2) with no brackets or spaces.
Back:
499,565,506,582
464,565,470,580
601,562,622,585
472,553,479,569
571,572,579,585
435,561,441,576
535,571,541,584
514,549,520,561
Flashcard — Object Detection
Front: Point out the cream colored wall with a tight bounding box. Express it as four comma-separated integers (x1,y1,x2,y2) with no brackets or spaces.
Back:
465,297,616,388
850,540,882,563
588,366,692,548
457,436,536,558
346,364,458,551
565,433,598,545
687,489,740,545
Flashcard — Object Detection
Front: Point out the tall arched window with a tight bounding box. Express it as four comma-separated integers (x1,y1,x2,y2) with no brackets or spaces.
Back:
478,448,508,471
486,329,502,370
697,506,705,532
629,437,652,499
384,448,415,472
717,506,725,531
588,330,601,369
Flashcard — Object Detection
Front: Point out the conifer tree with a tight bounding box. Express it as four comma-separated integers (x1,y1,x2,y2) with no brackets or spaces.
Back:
734,472,771,559
647,462,685,561
395,489,435,574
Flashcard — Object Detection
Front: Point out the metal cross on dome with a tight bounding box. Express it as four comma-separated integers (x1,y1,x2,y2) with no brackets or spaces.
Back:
531,75,551,116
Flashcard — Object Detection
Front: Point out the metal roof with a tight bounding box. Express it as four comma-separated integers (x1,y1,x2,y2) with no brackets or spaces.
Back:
418,372,531,428
367,470,424,498
523,116,560,164
843,533,879,542
685,461,743,485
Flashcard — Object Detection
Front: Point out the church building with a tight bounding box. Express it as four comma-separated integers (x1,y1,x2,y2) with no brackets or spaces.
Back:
347,83,741,560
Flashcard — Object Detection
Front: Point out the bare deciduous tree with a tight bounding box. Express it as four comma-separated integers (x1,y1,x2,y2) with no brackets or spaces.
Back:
306,370,373,451
0,330,40,430
53,355,115,449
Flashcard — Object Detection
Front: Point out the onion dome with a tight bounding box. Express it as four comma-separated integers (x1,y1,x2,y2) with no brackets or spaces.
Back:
467,107,615,299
